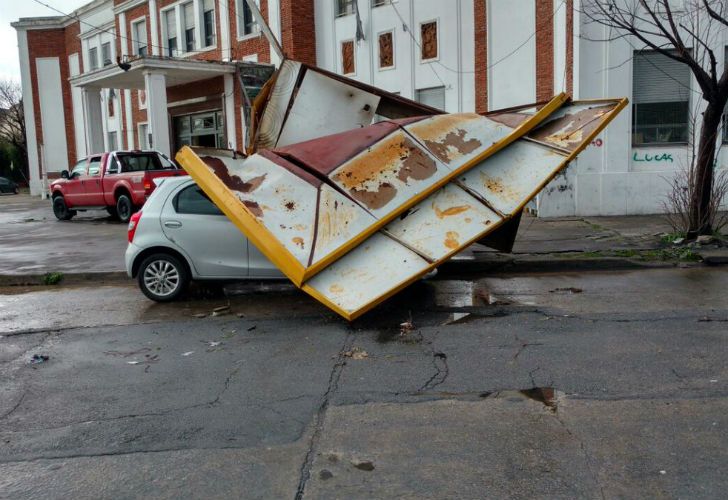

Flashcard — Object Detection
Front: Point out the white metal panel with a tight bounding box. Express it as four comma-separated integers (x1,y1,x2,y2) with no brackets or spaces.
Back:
404,113,515,171
327,128,452,218
310,184,377,265
385,183,503,261
212,154,318,266
458,141,565,216
35,57,69,172
305,232,430,315
257,60,302,149
276,69,380,147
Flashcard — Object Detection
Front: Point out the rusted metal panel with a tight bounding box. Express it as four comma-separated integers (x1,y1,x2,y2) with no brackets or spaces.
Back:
276,69,380,147
302,232,431,317
256,60,302,150
177,57,627,321
384,183,503,262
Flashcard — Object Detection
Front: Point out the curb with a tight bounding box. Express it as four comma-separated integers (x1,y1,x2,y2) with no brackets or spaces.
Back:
2,253,722,289
0,271,129,287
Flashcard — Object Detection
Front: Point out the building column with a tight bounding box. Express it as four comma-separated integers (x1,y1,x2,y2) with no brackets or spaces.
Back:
143,71,170,156
83,88,104,154
223,73,237,150
218,0,231,61
149,0,160,56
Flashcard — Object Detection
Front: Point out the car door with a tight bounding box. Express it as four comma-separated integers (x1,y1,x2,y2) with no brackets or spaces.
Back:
248,241,284,277
83,156,105,205
160,182,249,278
63,158,88,205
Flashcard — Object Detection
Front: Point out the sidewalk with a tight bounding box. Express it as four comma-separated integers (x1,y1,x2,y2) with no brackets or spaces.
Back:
1,193,725,285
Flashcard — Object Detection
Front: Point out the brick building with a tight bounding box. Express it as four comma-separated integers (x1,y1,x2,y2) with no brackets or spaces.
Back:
13,1,727,216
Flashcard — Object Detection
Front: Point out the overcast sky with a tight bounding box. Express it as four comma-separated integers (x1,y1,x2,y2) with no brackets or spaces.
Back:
1,0,88,82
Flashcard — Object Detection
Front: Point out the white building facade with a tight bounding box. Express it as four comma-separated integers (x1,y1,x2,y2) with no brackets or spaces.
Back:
13,0,728,216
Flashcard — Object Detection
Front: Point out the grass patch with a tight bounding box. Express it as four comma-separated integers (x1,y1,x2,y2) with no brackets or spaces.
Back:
639,248,701,262
42,272,64,285
660,232,686,245
613,249,639,258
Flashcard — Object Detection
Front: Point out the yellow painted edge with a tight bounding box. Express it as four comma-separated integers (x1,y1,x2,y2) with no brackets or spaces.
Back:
175,146,308,286
302,97,629,321
300,92,570,281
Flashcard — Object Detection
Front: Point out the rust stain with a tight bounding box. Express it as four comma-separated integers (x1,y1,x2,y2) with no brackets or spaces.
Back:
243,200,263,217
488,112,533,129
433,203,471,219
348,183,397,210
444,231,460,250
332,132,441,210
464,217,472,223
329,284,344,294
529,105,613,151
424,129,482,164
397,141,438,183
292,237,305,249
481,173,520,201
204,157,266,193
316,194,360,250
285,201,296,211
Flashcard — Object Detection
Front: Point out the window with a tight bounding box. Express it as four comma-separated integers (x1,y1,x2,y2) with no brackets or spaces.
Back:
378,31,394,69
336,0,355,17
237,0,258,37
107,156,121,174
88,157,102,176
133,19,148,56
632,50,690,145
420,21,438,61
183,2,196,52
108,131,118,151
89,47,99,71
164,9,178,56
101,42,112,66
71,159,87,176
138,123,149,149
116,153,162,172
203,0,215,47
341,40,355,75
174,185,223,215
372,0,389,6
416,86,445,110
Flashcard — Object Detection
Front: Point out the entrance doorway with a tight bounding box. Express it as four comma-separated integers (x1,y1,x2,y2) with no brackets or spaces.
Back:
174,111,225,151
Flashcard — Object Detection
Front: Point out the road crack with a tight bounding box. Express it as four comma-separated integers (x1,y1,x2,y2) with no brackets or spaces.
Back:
294,331,353,500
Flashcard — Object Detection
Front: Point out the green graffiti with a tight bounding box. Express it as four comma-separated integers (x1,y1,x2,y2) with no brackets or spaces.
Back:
633,152,674,163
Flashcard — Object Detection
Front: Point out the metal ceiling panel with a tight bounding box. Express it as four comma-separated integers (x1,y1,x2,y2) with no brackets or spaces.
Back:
276,69,381,147
255,60,301,150
177,58,627,322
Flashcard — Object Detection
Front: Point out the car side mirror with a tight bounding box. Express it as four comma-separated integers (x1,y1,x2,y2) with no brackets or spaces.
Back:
61,170,69,179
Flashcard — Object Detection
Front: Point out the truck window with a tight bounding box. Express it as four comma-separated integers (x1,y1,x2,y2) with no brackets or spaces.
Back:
174,185,223,216
107,156,121,175
117,154,158,172
88,157,102,176
71,159,87,177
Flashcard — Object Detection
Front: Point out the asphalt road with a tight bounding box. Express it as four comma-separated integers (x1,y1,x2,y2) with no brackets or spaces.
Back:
1,268,727,499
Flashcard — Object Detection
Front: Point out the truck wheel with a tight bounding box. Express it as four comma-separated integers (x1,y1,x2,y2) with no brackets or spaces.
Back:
52,196,75,221
116,194,133,223
138,253,190,302
106,206,119,220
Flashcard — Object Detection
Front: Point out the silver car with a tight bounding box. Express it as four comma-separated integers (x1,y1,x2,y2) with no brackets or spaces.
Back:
125,176,282,301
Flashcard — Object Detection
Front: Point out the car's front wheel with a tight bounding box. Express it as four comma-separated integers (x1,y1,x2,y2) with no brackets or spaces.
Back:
137,253,189,302
116,194,134,223
52,196,75,220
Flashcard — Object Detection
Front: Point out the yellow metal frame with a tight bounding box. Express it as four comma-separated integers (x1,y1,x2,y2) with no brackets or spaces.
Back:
177,96,627,321
299,92,570,281
301,97,629,321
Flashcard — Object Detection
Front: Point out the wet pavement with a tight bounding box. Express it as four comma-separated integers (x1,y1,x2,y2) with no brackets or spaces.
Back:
1,267,727,498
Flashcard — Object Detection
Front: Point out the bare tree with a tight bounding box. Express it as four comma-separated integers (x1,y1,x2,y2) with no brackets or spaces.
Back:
0,79,28,182
582,0,728,237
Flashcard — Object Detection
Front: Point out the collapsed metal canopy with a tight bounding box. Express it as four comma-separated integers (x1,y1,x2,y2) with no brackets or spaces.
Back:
177,60,627,320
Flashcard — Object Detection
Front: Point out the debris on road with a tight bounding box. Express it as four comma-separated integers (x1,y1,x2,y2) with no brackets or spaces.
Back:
182,351,194,357
342,347,368,360
104,347,152,358
247,325,257,332
29,354,49,364
550,287,583,294
399,318,415,335
176,56,626,321
193,313,208,319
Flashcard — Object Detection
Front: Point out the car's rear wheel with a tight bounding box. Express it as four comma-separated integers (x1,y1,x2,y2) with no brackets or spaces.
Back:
52,196,75,220
116,194,133,223
137,253,189,302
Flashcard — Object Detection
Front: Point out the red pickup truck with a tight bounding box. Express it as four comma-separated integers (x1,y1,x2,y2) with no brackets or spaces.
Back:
50,150,184,222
